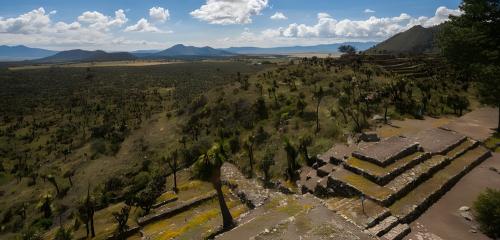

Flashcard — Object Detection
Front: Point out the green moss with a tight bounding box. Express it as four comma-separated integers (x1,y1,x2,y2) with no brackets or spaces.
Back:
346,152,425,177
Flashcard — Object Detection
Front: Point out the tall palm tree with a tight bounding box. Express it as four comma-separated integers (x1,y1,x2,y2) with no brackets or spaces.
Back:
192,143,235,230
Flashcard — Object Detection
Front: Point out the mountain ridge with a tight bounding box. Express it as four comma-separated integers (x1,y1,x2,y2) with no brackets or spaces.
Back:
0,45,58,61
365,25,441,55
36,49,137,63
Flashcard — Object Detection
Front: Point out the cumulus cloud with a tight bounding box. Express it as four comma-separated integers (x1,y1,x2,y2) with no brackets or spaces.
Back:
124,18,163,33
190,0,269,25
149,7,170,22
0,7,52,34
77,9,128,31
0,7,159,50
364,9,375,13
270,12,287,20
269,6,461,39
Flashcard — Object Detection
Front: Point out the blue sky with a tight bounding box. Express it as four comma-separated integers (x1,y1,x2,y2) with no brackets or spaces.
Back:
0,0,462,51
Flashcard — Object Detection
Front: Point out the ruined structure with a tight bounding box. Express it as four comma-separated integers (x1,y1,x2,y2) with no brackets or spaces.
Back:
298,127,492,240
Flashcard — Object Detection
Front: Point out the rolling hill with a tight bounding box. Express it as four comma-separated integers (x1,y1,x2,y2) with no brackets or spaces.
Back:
150,44,236,58
0,45,58,61
36,49,137,63
222,42,378,55
365,25,440,55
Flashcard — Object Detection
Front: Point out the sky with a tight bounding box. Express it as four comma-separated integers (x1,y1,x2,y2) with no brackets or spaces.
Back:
0,0,462,51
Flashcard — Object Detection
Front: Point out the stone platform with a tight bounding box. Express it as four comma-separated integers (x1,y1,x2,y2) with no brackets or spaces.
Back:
298,126,492,240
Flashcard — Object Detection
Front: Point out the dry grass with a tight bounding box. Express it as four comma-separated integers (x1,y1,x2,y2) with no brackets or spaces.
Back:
9,60,183,70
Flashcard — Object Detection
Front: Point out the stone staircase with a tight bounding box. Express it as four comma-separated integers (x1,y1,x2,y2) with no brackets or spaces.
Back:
298,127,492,240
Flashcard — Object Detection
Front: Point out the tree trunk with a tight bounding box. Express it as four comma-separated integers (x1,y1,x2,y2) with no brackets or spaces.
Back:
173,170,178,193
211,171,234,230
384,104,388,124
315,102,320,133
497,105,500,133
85,222,89,238
249,146,254,178
90,211,96,237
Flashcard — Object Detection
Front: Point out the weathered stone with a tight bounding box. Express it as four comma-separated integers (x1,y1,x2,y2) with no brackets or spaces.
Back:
411,128,466,155
318,144,354,165
352,136,419,166
317,163,336,177
360,131,380,142
382,223,411,240
367,216,399,237
459,206,470,212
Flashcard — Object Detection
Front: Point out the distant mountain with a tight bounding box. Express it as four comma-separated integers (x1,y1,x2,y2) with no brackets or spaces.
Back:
37,49,137,63
131,50,161,58
221,42,378,55
365,25,440,55
0,45,58,61
151,44,236,58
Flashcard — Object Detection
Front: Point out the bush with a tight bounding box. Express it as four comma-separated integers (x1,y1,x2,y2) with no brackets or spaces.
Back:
473,188,500,238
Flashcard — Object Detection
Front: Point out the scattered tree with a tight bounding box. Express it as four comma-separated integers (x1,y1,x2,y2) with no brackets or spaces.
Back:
167,151,180,193
338,45,357,55
112,205,131,240
259,149,275,187
192,143,235,230
39,194,52,218
283,139,299,181
243,135,256,178
313,86,324,133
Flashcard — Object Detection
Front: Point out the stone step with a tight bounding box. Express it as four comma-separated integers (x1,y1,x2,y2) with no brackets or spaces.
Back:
352,136,419,167
366,215,399,237
301,174,320,194
344,151,429,185
389,145,491,223
381,223,411,240
328,168,394,205
317,163,337,177
333,198,391,229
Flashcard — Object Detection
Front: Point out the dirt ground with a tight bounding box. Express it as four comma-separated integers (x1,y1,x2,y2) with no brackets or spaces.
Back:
376,116,455,139
405,153,500,240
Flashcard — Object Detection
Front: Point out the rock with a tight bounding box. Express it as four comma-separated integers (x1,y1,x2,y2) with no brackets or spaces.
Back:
469,229,477,233
264,228,269,233
361,132,380,142
459,206,470,212
460,211,473,221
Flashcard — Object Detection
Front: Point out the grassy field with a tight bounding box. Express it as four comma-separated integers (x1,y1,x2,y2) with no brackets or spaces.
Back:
8,60,186,71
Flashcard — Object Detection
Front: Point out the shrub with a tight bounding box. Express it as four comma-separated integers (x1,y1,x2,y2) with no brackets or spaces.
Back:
473,188,500,238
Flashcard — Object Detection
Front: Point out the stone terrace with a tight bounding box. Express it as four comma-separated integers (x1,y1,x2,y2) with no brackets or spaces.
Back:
298,127,492,240
352,136,419,166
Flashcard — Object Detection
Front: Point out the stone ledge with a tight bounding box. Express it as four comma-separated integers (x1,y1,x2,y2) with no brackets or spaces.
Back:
390,146,491,223
344,152,429,185
138,191,217,226
352,136,419,167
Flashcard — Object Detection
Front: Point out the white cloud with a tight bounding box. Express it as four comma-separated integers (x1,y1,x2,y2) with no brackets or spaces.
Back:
77,9,128,31
0,8,163,50
216,6,461,48
0,7,52,34
124,18,163,33
364,9,375,13
269,6,460,39
270,12,287,20
149,7,170,22
190,0,269,25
